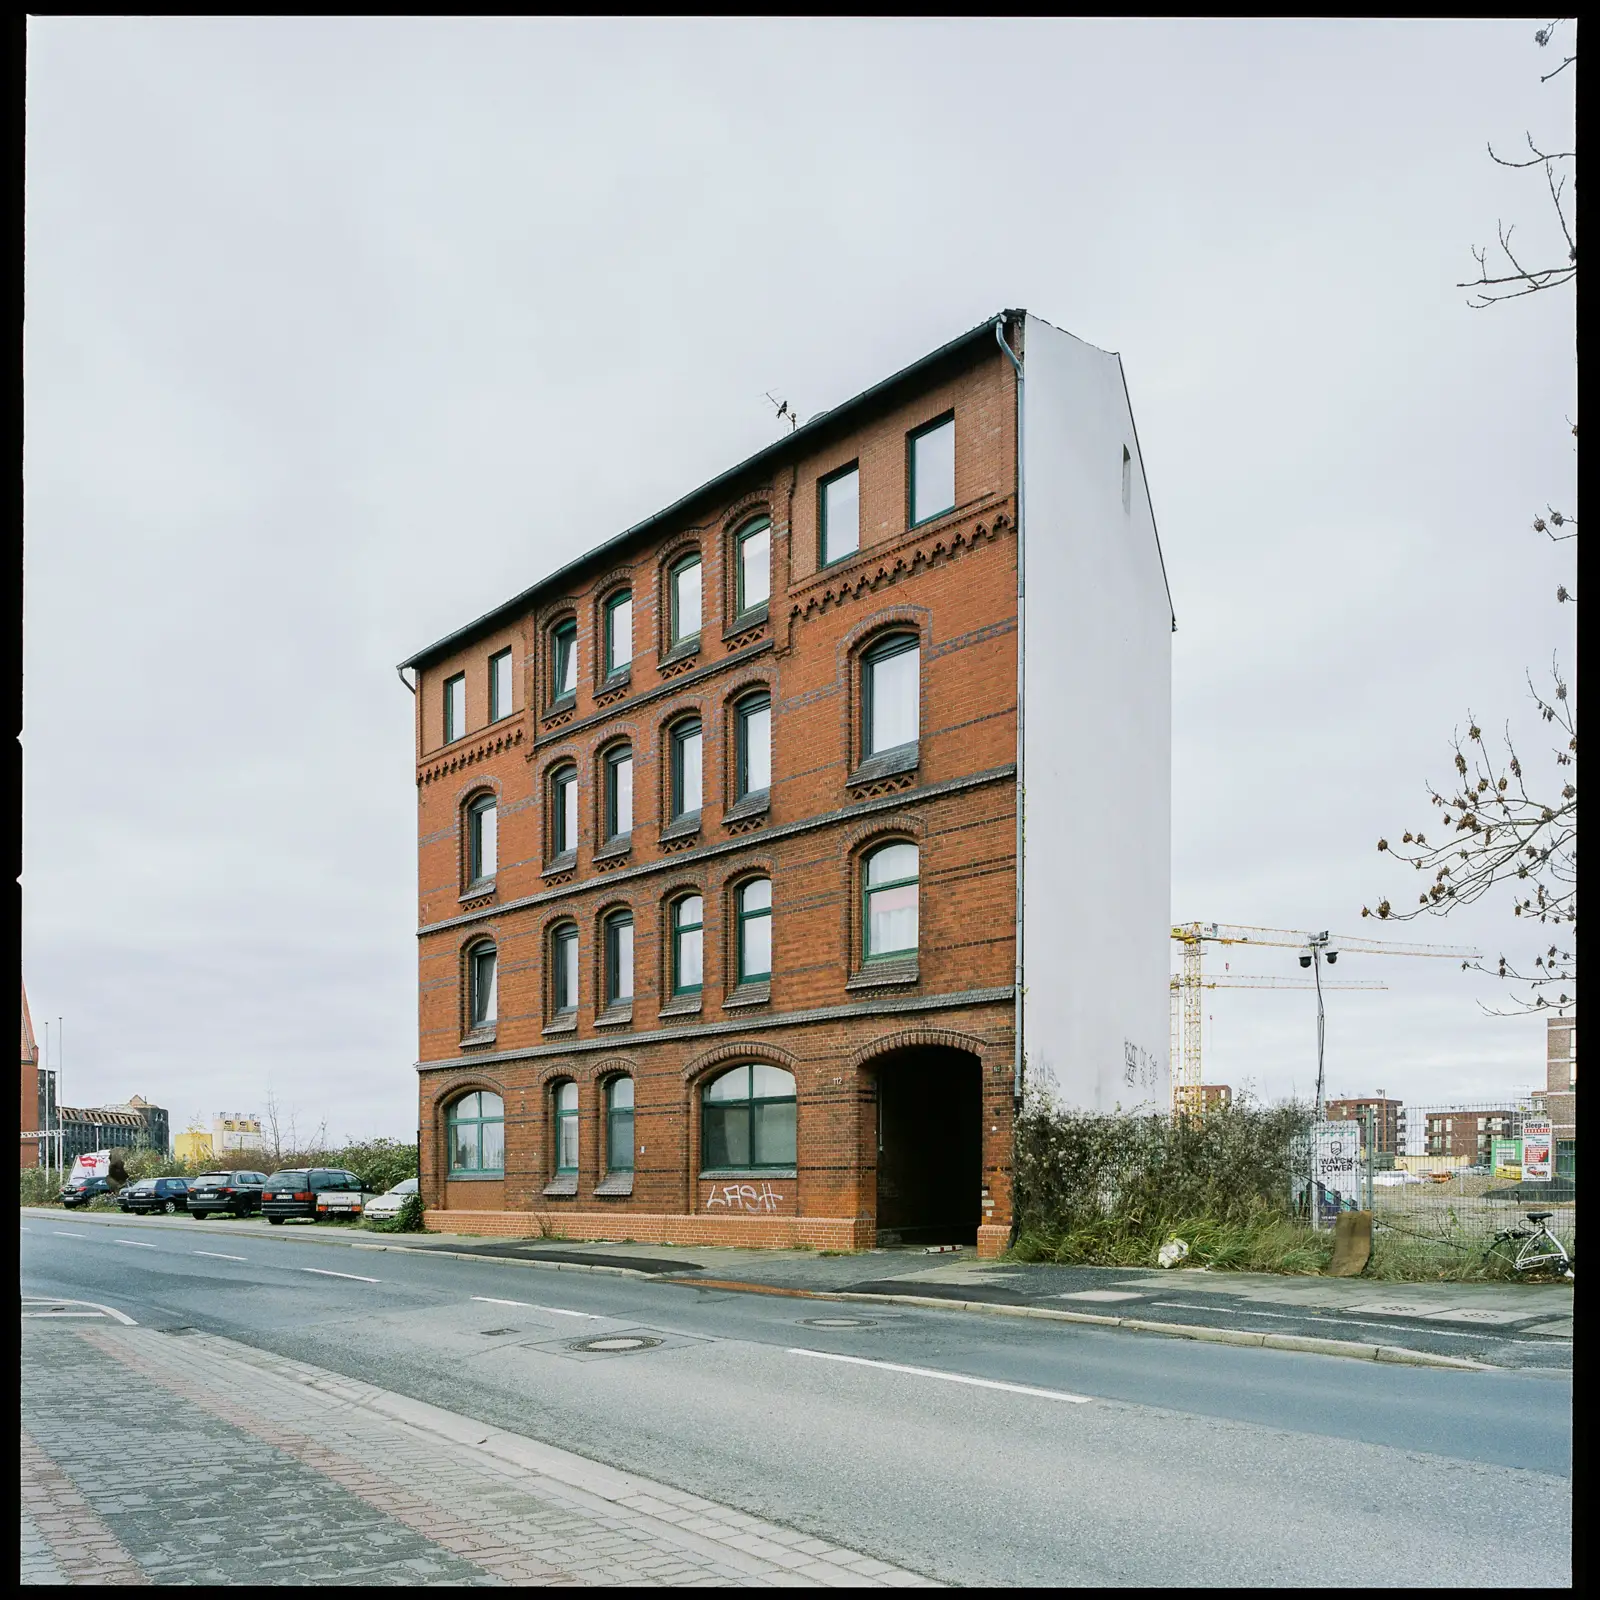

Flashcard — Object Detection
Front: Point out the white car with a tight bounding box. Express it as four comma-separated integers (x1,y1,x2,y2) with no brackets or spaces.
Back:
362,1177,419,1221
1373,1170,1426,1187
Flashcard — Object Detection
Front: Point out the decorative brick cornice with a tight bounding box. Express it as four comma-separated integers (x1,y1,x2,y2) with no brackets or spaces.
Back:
594,682,628,710
540,706,575,733
723,620,768,653
790,509,1012,625
845,770,915,801
419,725,525,787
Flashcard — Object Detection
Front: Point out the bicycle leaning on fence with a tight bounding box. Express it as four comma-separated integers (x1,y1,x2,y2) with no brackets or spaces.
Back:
1484,1211,1575,1280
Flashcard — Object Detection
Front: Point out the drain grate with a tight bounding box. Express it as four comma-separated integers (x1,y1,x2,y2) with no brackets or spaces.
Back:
802,1317,876,1328
567,1334,662,1354
478,1327,518,1337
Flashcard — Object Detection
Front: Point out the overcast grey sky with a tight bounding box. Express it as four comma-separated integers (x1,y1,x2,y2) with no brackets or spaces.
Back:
23,18,1575,1139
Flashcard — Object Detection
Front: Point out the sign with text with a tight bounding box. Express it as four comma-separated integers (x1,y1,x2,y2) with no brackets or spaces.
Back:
1491,1136,1523,1181
1520,1119,1553,1183
1296,1121,1365,1226
68,1149,112,1183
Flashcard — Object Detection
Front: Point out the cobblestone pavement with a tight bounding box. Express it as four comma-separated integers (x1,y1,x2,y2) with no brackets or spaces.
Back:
21,1322,934,1586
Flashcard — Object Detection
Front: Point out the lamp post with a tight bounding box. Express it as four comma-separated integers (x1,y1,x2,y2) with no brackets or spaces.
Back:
1297,933,1339,1121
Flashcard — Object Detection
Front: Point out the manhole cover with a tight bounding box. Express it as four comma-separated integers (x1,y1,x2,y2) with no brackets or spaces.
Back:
568,1334,663,1354
478,1327,517,1337
802,1317,876,1328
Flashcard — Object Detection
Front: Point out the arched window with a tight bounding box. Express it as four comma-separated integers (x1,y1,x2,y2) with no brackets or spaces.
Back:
603,590,633,678
863,842,918,960
670,719,703,820
467,940,497,1028
606,1077,635,1174
735,878,772,983
603,744,633,843
671,894,703,996
603,908,634,1007
734,516,770,616
862,633,919,758
669,555,702,646
553,1081,578,1173
551,923,579,1014
550,764,578,858
734,693,771,801
550,619,578,703
447,1091,504,1176
466,793,497,885
702,1064,796,1171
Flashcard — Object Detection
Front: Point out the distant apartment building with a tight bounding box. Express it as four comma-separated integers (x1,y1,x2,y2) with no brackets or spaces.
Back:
400,311,1174,1256
1541,1013,1576,1178
1196,1085,1232,1112
1323,1094,1401,1157
1421,1108,1522,1165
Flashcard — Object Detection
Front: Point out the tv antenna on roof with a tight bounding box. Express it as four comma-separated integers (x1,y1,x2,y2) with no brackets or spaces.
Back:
765,392,798,432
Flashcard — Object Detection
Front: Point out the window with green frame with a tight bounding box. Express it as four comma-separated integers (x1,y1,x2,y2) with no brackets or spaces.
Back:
467,940,498,1027
552,923,579,1013
735,516,770,615
863,842,918,960
907,413,955,527
819,464,859,566
447,1091,505,1176
489,649,513,722
604,909,634,1007
604,745,633,842
553,1081,578,1172
670,720,702,819
671,894,703,995
551,764,578,858
736,877,772,982
443,673,466,744
606,1077,635,1173
466,793,497,884
735,694,771,799
701,1064,795,1171
862,633,919,758
669,556,702,645
604,591,633,677
551,620,578,702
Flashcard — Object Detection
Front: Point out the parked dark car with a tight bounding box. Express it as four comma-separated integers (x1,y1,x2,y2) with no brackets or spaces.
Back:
122,1177,192,1215
116,1183,138,1211
60,1176,114,1208
261,1168,372,1223
186,1170,270,1219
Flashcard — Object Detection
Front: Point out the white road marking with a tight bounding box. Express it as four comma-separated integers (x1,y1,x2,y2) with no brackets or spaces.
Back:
52,1230,88,1238
1149,1303,1504,1341
472,1296,598,1319
194,1251,249,1262
21,1297,137,1326
302,1268,380,1283
788,1347,1091,1404
114,1239,157,1249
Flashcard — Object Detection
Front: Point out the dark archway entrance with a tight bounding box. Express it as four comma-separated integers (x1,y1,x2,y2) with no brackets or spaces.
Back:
870,1046,982,1247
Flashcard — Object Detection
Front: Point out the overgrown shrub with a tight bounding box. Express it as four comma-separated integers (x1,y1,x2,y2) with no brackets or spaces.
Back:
1011,1090,1320,1271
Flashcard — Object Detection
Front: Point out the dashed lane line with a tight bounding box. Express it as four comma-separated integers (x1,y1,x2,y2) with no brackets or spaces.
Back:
193,1251,249,1262
788,1346,1092,1404
301,1267,380,1283
114,1240,157,1249
51,1230,87,1237
472,1295,599,1319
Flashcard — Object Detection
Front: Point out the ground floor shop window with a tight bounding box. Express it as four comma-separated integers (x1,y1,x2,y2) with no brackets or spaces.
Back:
702,1064,795,1170
447,1091,504,1176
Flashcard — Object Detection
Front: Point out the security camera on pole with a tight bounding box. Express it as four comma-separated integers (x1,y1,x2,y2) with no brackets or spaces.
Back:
1297,932,1337,1121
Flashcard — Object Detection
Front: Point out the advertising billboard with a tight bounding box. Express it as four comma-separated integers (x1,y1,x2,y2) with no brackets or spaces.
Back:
1520,1119,1553,1183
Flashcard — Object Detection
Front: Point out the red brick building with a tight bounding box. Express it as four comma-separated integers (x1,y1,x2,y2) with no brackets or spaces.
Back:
1323,1094,1401,1157
400,312,1172,1256
20,979,40,1169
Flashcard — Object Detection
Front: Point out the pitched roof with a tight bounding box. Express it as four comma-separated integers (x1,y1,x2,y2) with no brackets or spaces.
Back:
20,979,38,1067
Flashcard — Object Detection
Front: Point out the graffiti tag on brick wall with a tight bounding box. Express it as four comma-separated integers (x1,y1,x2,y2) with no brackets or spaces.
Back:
705,1182,782,1213
1123,1040,1159,1092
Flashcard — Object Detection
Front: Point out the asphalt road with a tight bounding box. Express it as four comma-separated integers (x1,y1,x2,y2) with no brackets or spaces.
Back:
21,1214,1573,1587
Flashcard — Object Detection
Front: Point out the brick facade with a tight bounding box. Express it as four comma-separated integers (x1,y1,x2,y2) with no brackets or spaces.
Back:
1323,1096,1401,1156
408,325,1023,1256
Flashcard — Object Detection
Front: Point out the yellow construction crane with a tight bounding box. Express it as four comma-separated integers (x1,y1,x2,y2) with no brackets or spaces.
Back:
1170,923,1480,1116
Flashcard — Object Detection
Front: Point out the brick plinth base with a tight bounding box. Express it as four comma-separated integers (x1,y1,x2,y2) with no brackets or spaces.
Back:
976,1223,1010,1259
426,1209,876,1252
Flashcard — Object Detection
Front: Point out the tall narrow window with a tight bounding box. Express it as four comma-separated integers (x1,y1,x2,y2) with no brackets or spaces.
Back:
604,591,633,678
863,634,919,756
819,465,859,565
909,414,955,527
468,941,498,1027
736,517,770,615
1122,445,1132,514
467,794,497,883
551,621,578,702
489,649,513,721
736,878,772,983
863,842,919,960
604,910,634,1007
551,765,578,858
670,557,702,645
606,1077,635,1173
447,1091,505,1175
554,1082,578,1173
444,673,466,744
701,1064,796,1171
552,924,578,1014
672,895,703,995
735,694,771,800
604,747,633,842
671,720,702,819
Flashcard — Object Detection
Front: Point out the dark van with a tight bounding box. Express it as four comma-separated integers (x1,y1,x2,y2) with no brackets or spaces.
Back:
261,1169,368,1223
187,1170,270,1219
